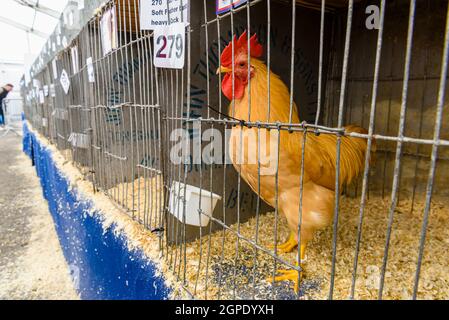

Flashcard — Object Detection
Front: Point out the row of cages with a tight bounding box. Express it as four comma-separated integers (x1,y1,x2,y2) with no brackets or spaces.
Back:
22,0,449,300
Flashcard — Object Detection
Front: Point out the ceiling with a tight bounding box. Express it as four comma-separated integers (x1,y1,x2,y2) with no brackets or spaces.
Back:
0,0,69,63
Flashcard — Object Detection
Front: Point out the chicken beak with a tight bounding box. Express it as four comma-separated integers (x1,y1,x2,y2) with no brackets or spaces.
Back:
216,66,232,74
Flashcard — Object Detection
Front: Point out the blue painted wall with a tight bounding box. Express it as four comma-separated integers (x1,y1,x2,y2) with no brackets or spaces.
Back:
22,123,171,300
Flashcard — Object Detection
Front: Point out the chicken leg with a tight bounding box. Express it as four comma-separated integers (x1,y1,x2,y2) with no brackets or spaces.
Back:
267,244,307,294
271,232,298,253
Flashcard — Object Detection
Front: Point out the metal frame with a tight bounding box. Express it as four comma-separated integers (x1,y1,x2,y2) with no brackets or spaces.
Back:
21,0,449,300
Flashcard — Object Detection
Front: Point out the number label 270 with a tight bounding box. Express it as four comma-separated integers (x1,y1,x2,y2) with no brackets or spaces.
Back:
153,24,185,69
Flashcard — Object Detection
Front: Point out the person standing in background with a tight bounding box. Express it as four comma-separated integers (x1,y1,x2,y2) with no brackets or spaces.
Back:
0,84,14,127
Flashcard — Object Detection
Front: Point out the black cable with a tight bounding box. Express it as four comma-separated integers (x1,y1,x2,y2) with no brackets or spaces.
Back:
205,104,246,127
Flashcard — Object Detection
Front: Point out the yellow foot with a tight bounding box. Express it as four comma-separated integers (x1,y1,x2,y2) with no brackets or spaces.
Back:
267,268,302,293
271,232,298,253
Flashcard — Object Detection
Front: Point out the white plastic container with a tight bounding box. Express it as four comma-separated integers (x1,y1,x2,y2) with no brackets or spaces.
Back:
168,181,222,227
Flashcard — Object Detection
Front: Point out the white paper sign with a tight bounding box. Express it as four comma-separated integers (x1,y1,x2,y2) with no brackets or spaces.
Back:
62,37,68,48
86,57,95,83
153,23,185,69
68,133,90,149
78,0,85,10
42,118,48,128
50,84,56,97
57,35,61,46
39,90,45,104
140,0,190,30
71,46,79,74
52,59,58,80
44,85,49,97
100,8,118,55
60,69,71,94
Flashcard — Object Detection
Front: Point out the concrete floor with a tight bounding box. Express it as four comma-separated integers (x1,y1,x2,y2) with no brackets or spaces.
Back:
0,130,78,300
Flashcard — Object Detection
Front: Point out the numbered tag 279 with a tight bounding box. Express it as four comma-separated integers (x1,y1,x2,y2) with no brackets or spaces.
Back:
153,23,185,69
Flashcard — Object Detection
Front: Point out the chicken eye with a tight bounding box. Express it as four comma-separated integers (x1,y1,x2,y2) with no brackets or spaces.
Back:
239,62,245,67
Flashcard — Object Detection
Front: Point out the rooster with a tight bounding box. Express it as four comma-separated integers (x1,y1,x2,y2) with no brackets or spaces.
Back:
217,31,373,293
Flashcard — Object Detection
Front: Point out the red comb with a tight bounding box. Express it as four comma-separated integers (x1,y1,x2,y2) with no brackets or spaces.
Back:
220,31,263,67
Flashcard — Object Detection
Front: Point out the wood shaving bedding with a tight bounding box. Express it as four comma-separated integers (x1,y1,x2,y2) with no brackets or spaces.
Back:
176,195,449,300
28,122,449,300
114,173,449,300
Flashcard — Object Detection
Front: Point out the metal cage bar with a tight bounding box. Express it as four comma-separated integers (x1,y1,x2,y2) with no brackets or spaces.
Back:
21,0,449,300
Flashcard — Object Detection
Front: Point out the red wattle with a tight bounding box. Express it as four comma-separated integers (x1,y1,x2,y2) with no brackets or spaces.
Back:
222,74,245,101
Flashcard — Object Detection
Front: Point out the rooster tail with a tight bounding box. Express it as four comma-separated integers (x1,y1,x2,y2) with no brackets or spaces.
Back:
301,124,376,191
334,125,377,187
344,125,377,165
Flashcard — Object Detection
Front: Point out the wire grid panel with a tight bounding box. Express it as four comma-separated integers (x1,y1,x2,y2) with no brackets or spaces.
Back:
87,1,165,233
20,0,449,300
163,0,449,300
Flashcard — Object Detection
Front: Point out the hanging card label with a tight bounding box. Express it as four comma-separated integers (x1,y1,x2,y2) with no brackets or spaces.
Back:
100,8,118,55
153,23,185,69
71,46,79,74
39,90,45,104
50,84,56,97
52,59,58,80
60,69,71,94
140,0,190,30
44,85,49,97
68,133,90,149
216,0,247,14
86,57,95,83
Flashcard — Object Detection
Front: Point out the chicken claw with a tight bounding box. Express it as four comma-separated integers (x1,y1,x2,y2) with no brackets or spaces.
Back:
267,244,307,293
271,232,298,253
267,268,302,293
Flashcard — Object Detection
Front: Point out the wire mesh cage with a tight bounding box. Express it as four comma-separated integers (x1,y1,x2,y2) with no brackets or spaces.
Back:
21,0,449,300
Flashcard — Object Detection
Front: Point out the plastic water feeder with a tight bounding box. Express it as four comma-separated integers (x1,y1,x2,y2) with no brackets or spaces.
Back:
168,181,222,227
